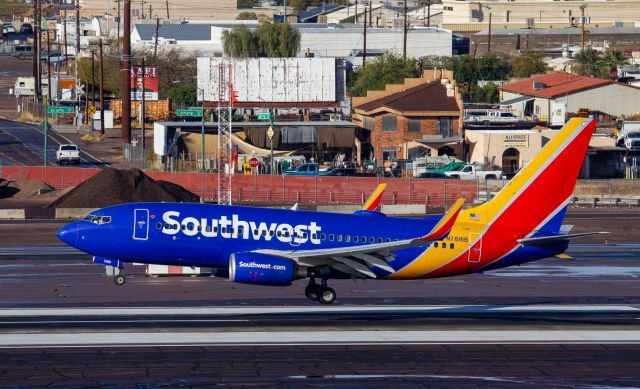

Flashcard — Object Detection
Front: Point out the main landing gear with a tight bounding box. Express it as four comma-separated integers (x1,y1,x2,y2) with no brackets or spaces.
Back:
305,278,336,305
113,268,126,286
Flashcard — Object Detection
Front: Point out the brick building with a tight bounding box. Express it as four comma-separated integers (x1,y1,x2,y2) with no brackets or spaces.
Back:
351,70,463,163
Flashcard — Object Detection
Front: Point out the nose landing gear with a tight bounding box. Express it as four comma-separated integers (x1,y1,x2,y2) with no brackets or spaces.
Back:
305,278,336,305
113,273,126,286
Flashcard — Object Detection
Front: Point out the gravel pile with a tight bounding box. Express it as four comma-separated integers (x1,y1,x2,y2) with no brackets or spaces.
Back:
48,168,199,208
0,179,53,199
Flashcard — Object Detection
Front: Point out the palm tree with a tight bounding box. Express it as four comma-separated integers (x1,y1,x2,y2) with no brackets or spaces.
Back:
598,49,626,79
572,47,600,77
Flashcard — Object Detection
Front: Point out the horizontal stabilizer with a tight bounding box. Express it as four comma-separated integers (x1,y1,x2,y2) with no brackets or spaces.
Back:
518,232,609,244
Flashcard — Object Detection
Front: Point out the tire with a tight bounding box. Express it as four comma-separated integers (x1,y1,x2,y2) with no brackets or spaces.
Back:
305,284,319,301
450,175,459,179
318,287,336,305
113,274,126,286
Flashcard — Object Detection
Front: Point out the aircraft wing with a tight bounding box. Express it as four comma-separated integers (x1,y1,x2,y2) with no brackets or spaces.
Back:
252,198,465,278
517,231,609,244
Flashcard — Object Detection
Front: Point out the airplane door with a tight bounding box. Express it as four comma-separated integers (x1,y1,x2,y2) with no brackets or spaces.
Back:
133,209,150,241
468,232,482,264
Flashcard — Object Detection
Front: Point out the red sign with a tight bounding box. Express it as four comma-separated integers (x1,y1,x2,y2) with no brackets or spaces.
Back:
249,157,259,168
130,66,159,101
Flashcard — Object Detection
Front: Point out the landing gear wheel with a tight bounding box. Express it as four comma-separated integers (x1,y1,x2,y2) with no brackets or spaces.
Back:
318,286,336,305
113,274,126,286
305,284,320,301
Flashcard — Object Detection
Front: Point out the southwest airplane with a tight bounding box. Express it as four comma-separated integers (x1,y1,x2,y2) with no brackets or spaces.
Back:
58,117,602,304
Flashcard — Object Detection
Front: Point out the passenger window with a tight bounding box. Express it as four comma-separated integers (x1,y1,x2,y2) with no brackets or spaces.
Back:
337,235,342,242
394,238,399,241
156,222,162,229
221,227,226,233
312,233,317,240
434,242,439,248
385,238,391,242
377,238,383,243
164,223,170,229
277,231,282,237
370,237,375,244
205,226,211,233
354,236,359,243
213,227,218,233
345,235,351,242
329,234,334,241
197,226,201,232
238,227,243,234
362,236,366,243
321,233,326,240
262,231,267,236
450,243,454,249
181,224,187,231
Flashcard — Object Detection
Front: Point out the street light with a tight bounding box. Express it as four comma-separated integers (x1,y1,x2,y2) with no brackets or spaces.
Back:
258,97,275,175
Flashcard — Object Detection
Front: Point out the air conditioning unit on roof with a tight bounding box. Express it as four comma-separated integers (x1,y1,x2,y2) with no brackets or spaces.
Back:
533,81,545,90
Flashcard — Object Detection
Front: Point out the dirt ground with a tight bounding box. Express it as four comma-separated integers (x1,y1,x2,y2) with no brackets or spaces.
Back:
0,56,28,120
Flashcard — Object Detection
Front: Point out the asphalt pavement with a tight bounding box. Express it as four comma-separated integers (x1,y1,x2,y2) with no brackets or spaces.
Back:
0,118,105,167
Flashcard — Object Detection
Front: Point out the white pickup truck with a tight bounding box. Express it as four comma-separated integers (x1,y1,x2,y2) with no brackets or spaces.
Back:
56,144,80,165
444,164,502,180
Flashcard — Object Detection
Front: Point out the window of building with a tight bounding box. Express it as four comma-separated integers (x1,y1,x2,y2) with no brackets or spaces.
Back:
364,116,375,131
437,117,453,138
382,148,397,161
381,115,397,132
408,118,421,132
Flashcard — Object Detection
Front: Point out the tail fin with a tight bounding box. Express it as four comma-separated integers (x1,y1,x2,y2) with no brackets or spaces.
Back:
462,117,595,233
420,197,465,241
360,183,386,212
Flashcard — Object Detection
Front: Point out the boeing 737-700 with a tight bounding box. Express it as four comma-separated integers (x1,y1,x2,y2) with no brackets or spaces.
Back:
57,117,603,304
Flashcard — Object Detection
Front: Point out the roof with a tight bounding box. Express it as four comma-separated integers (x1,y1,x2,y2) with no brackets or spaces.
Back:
499,72,615,98
354,81,460,114
475,27,640,36
135,23,213,41
298,3,345,22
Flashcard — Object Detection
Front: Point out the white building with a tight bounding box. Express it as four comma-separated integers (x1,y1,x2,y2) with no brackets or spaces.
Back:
131,22,453,59
498,72,640,123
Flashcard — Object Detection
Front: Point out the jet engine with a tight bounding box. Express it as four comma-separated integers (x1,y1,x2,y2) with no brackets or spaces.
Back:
229,253,306,286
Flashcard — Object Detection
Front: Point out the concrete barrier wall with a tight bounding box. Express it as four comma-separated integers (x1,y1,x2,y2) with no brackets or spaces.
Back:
55,208,98,219
0,209,25,219
317,205,361,214
381,204,427,215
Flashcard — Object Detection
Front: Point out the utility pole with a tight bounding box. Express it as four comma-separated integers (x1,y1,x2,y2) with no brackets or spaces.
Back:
75,0,80,128
149,4,152,19
153,17,159,62
46,30,51,104
90,50,95,118
141,57,146,150
368,1,372,27
99,39,104,135
363,6,367,68
403,0,407,60
116,0,121,42
141,0,145,19
427,0,431,27
580,4,586,49
165,0,169,19
488,11,492,53
122,0,132,143
33,0,40,105
63,9,68,67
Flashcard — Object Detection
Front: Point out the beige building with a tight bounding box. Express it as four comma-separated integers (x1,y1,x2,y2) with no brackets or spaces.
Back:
442,0,640,27
466,129,625,178
78,0,268,21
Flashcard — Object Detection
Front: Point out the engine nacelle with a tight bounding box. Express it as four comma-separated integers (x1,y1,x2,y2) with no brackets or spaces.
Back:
229,253,305,286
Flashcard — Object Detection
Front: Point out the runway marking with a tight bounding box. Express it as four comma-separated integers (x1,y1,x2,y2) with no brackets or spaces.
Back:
0,330,639,348
0,319,249,324
1,305,638,317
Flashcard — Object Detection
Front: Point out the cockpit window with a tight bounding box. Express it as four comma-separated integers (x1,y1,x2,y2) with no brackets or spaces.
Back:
83,215,112,224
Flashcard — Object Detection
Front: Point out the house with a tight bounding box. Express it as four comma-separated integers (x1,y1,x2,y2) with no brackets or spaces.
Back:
351,69,463,163
498,72,640,123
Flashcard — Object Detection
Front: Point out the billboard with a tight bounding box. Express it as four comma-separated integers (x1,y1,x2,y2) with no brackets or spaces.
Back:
131,66,159,101
197,57,344,103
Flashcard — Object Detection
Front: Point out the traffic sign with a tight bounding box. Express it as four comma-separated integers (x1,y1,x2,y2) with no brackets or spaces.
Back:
257,112,271,120
87,106,97,116
249,157,259,168
267,126,274,140
176,109,203,117
47,106,73,114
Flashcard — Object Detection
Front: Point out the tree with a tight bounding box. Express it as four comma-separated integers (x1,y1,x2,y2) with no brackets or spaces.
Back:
572,47,605,78
221,22,301,58
350,53,420,97
236,11,258,20
511,50,547,78
168,84,197,108
599,49,626,79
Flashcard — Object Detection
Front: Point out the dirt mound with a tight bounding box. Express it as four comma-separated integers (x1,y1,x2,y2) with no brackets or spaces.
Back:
0,179,53,199
48,168,199,208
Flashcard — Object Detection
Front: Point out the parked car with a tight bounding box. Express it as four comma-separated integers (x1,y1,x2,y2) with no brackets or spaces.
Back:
283,163,324,176
417,172,450,179
444,164,502,180
501,168,521,180
2,23,16,34
40,51,65,64
56,144,80,165
19,23,33,35
12,44,33,59
624,131,640,152
464,109,520,126
321,168,357,176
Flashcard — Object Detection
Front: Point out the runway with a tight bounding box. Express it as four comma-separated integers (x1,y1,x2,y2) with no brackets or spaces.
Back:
0,242,639,387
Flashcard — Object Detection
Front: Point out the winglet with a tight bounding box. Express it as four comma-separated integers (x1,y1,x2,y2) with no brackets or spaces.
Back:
360,183,387,212
419,198,465,241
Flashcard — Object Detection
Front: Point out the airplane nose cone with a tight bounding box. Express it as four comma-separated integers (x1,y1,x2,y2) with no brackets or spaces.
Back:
57,223,78,247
